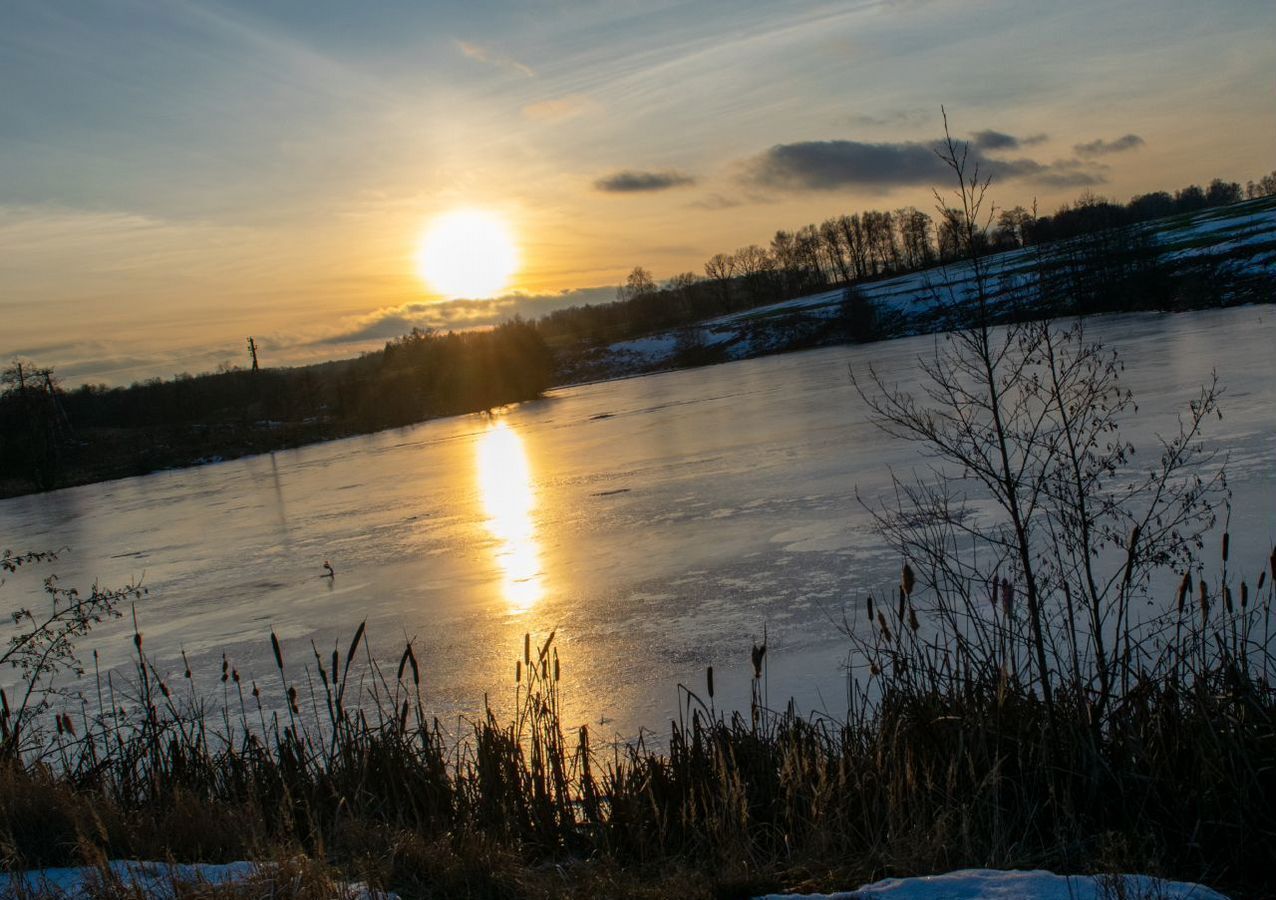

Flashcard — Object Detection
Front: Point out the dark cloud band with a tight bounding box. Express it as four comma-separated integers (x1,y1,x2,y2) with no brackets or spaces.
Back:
744,139,1104,192
594,170,696,193
1074,134,1144,157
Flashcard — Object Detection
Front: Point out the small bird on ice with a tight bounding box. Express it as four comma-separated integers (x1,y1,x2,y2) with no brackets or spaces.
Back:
322,560,335,578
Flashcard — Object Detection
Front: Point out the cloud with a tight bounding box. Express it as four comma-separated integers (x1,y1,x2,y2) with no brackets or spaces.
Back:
522,95,595,123
971,129,1020,151
970,131,1048,151
743,138,1105,192
314,287,619,347
745,140,947,191
690,193,745,210
454,40,535,77
594,170,697,193
1074,134,1145,157
845,109,932,129
987,156,1108,188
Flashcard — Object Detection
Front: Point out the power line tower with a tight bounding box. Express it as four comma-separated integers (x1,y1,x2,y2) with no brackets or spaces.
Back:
247,337,260,372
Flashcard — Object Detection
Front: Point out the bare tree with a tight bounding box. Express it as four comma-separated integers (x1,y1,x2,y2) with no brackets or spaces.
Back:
851,112,1225,727
617,266,656,302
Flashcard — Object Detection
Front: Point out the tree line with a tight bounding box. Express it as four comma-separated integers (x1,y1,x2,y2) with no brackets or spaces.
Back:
3,164,1272,496
0,320,553,494
534,169,1276,350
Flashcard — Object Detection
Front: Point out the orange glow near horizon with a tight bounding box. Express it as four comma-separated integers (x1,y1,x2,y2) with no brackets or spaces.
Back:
415,208,519,300
476,419,544,613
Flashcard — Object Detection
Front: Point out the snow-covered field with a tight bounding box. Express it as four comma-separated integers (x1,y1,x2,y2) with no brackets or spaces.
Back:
584,197,1276,376
0,864,1227,899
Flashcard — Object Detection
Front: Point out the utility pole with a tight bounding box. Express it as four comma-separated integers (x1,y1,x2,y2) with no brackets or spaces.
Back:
247,337,260,372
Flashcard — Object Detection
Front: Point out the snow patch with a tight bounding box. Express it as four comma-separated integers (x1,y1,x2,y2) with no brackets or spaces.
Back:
757,868,1227,899
0,861,396,899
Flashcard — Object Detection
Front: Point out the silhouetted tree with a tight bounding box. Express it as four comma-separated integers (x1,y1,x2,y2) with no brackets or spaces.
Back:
1206,178,1242,207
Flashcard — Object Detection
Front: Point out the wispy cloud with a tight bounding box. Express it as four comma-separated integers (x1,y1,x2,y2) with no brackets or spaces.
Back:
522,94,596,123
845,109,932,129
1074,134,1145,157
594,170,697,193
314,287,618,346
455,39,535,77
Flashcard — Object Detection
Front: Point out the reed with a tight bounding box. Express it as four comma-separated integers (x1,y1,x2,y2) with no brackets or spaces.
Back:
0,550,1273,898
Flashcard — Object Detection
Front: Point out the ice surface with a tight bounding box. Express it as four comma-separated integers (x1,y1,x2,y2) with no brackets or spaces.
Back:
0,308,1273,745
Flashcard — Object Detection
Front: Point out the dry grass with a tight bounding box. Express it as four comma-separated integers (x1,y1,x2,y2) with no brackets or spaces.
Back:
1,550,1273,898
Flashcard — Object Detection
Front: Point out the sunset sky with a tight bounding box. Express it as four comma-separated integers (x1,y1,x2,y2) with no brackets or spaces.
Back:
2,0,1273,384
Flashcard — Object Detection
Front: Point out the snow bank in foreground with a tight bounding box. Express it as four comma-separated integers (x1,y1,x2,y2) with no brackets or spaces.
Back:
0,860,395,899
1,864,1225,899
758,868,1227,899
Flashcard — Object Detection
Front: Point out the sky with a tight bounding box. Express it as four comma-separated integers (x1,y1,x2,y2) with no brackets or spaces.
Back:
2,0,1273,385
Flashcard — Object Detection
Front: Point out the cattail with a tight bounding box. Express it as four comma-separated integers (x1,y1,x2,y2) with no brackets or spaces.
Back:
706,666,715,699
399,700,410,730
1199,580,1209,616
515,660,522,683
287,685,299,715
1177,571,1191,613
541,659,548,679
902,563,915,596
271,631,284,671
1222,532,1229,563
232,668,240,684
408,645,419,686
1223,586,1234,614
397,646,411,681
345,621,366,673
221,654,229,683
751,641,767,679
909,605,920,633
1240,581,1249,609
897,586,906,622
866,595,874,622
1,689,9,719
1258,570,1267,592
1269,545,1276,582
877,611,892,642
56,714,64,736
1122,524,1140,586
553,649,560,682
182,650,192,680
1000,577,1014,617
331,650,339,681
60,713,75,738
870,662,881,676
524,633,531,665
251,682,260,699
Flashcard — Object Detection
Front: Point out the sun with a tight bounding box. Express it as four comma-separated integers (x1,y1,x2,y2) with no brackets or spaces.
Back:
415,209,519,299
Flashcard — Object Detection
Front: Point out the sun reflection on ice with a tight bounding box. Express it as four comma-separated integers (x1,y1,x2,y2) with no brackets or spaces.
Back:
476,419,543,613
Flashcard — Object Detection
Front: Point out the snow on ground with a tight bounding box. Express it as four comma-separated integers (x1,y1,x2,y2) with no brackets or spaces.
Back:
0,860,395,899
757,868,1228,900
609,334,680,362
0,865,1227,900
588,197,1276,379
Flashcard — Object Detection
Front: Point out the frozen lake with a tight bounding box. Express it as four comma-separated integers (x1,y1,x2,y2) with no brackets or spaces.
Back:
3,306,1275,740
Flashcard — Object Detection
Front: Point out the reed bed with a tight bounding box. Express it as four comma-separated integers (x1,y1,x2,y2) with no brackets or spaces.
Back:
1,549,1274,898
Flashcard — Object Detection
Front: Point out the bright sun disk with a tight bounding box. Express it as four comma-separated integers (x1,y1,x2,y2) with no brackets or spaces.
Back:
415,209,518,299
